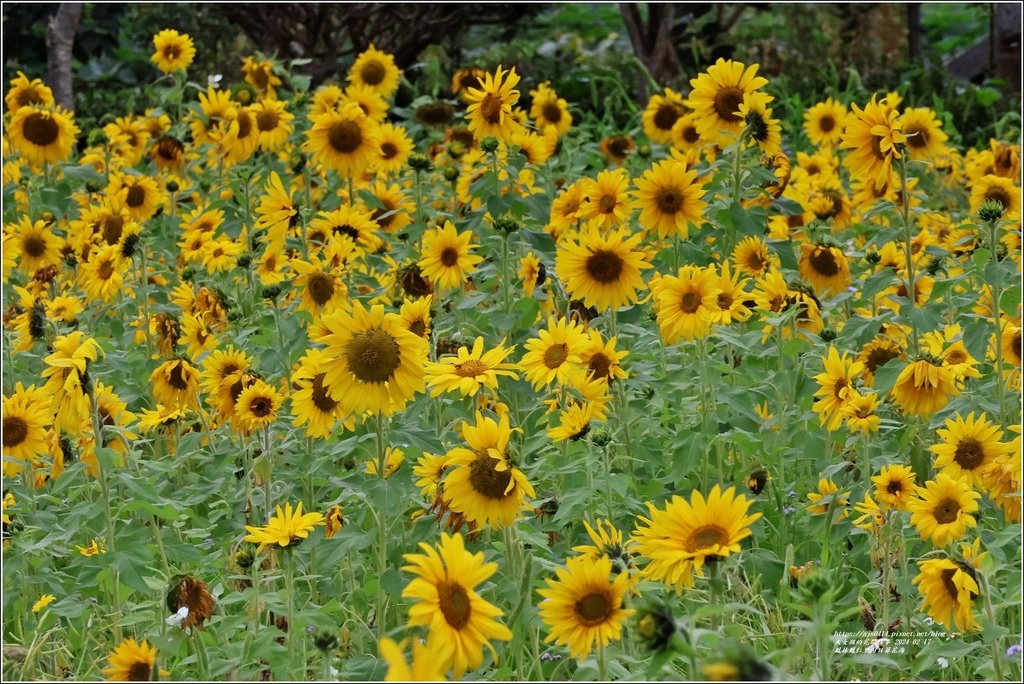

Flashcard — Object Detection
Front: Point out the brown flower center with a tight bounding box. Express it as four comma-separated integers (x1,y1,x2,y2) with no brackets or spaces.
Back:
249,395,273,418
984,187,1011,210
717,292,734,310
380,141,398,160
680,291,701,314
655,186,684,214
940,568,959,600
904,123,928,148
372,198,398,230
346,329,401,384
588,352,612,380
681,124,700,144
469,453,513,499
543,343,569,369
542,101,563,124
933,498,961,525
712,86,744,124
22,112,60,146
250,66,270,90
126,185,146,208
103,216,124,245
886,481,903,495
945,349,966,365
23,234,46,258
97,258,116,280
16,88,44,107
687,524,727,552
833,377,848,400
328,120,363,153
598,194,617,212
865,345,900,375
309,372,338,413
2,416,28,447
236,110,253,139
654,103,681,131
169,362,192,390
360,60,386,86
480,93,503,124
256,109,279,132
605,135,632,159
585,250,624,284
574,591,612,626
454,359,488,378
307,272,336,306
808,247,840,277
870,135,886,161
953,438,985,471
819,115,835,133
440,247,460,267
437,581,472,629
127,662,152,682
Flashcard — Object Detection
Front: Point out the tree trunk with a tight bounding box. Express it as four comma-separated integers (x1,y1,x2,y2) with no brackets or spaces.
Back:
620,2,681,90
46,3,83,111
906,3,922,64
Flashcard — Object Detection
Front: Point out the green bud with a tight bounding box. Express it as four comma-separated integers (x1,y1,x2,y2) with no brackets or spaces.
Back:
409,153,434,172
166,180,180,193
85,180,102,193
978,198,1006,223
480,136,500,153
493,216,521,235
63,252,78,267
180,267,197,282
589,427,613,447
637,144,651,159
818,328,838,342
313,628,339,653
261,285,282,300
236,254,252,269
798,567,832,603
443,164,459,182
290,154,307,175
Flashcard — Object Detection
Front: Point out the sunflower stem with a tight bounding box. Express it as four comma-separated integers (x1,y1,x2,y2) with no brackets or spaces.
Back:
91,392,121,643
193,630,211,680
263,425,274,523
596,641,608,681
986,216,1007,425
137,242,154,359
708,561,721,632
979,570,1004,680
285,550,296,666
375,411,389,641
897,154,919,356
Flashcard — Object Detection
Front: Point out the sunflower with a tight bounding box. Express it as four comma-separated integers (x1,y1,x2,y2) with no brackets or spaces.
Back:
398,295,433,339
244,501,325,549
9,216,61,275
103,638,163,681
413,452,449,499
107,172,165,223
969,174,1021,216
341,83,389,123
537,555,635,661
857,336,905,387
451,67,486,101
221,105,259,164
929,411,1012,490
375,123,414,176
241,55,282,100
441,411,534,530
365,447,405,478
520,316,588,389
103,115,150,165
179,313,218,359
798,243,851,298
402,532,513,679
290,348,354,438
688,58,769,147
7,104,78,165
150,358,202,411
840,95,906,191
235,379,283,432
253,171,298,251
189,86,232,145
730,236,776,278
291,254,348,318
913,556,981,633
348,44,402,98
41,332,100,433
2,383,51,476
425,337,519,398
642,87,687,144
806,477,850,520
249,99,294,150
655,266,722,344
319,301,428,416
151,29,195,73
309,205,382,253
418,220,484,292
579,329,628,383
165,576,214,631
363,180,413,234
632,159,708,239
840,391,882,434
547,401,598,442
5,71,54,110
572,519,638,581
200,236,244,274
891,357,960,418
304,102,380,178
737,91,781,155
803,98,847,148
79,244,129,303
530,81,572,135
907,473,980,547
871,463,917,511
599,134,635,165
900,107,949,161
510,130,554,166
378,637,445,682
632,485,762,591
200,346,253,418
811,347,864,431
555,225,651,312
709,262,751,325
464,64,523,142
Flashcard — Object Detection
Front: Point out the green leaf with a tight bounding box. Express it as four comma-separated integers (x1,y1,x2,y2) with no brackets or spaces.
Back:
962,319,991,364
873,358,907,395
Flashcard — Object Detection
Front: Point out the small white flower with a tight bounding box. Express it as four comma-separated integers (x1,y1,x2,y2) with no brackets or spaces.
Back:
208,74,223,89
937,657,949,669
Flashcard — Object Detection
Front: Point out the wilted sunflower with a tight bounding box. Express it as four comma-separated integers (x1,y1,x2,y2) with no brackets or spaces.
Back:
632,485,762,591
304,102,380,179
929,411,1012,489
235,379,283,432
891,357,960,417
378,637,446,682
464,64,523,142
655,266,722,344
538,555,635,661
803,97,847,148
907,473,980,547
641,87,687,144
633,159,708,239
871,463,916,511
688,58,769,147
348,44,402,98
244,501,325,550
166,576,214,630
520,316,588,389
840,95,906,191
555,225,652,312
418,220,484,292
5,71,54,110
530,81,572,135
319,301,428,416
442,411,534,530
402,532,513,679
102,638,163,681
425,337,518,398
151,29,195,73
7,104,79,166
